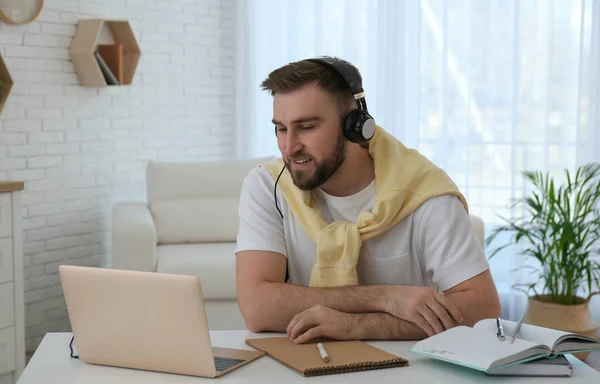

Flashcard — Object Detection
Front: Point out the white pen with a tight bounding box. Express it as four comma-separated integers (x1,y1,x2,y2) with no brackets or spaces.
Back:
317,342,329,363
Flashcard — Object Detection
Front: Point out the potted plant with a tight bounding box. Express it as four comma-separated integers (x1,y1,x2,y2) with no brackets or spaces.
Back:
486,163,600,357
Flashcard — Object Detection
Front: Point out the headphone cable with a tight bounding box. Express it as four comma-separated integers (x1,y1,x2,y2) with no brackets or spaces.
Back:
273,164,290,282
274,165,286,219
69,336,79,359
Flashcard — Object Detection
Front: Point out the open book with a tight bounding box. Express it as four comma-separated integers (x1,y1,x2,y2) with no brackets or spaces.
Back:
410,318,600,373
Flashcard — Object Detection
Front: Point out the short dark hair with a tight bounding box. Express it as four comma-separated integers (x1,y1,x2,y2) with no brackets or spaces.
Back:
260,59,361,115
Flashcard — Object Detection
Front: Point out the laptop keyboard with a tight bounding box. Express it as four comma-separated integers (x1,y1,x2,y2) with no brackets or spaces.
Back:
214,356,245,371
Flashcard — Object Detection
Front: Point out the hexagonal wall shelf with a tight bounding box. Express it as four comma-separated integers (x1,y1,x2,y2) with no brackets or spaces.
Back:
70,19,141,87
0,54,13,115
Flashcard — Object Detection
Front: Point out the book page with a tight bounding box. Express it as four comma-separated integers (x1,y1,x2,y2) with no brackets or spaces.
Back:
410,325,546,371
553,334,600,354
474,318,570,350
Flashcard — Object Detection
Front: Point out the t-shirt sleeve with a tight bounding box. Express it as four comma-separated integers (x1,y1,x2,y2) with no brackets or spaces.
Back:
235,167,287,256
415,194,490,291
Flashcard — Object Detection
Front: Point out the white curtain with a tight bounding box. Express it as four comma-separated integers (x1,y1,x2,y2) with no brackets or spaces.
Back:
236,0,600,320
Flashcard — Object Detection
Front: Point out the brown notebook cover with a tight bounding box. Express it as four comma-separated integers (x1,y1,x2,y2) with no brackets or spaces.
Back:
97,44,123,85
246,337,408,377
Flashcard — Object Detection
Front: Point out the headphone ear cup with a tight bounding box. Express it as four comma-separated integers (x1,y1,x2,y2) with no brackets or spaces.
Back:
359,113,376,141
343,109,376,143
343,109,364,143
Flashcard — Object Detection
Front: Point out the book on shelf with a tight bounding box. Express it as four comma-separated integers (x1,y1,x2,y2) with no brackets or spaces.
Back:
97,44,123,85
410,318,600,375
94,51,118,86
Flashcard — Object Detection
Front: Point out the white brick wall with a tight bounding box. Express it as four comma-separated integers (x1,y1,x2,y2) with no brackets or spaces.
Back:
0,0,235,352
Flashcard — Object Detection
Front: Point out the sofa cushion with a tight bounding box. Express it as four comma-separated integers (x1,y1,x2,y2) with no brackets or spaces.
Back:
156,243,237,300
151,198,239,244
146,157,274,202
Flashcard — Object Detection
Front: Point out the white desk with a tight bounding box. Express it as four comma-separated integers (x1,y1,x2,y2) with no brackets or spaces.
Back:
16,331,600,383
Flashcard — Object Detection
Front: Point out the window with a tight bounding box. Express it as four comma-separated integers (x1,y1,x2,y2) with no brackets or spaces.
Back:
236,0,600,288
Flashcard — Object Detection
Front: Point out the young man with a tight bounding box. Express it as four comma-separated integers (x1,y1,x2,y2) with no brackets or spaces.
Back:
235,56,501,344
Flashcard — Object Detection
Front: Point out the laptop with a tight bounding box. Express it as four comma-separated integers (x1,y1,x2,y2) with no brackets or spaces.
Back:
58,265,263,378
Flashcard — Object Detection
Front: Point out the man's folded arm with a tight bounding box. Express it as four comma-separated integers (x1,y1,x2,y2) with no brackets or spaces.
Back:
286,270,501,344
346,271,501,341
236,250,390,333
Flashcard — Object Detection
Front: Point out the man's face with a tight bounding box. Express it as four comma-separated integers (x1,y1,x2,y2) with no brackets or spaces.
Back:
272,82,346,190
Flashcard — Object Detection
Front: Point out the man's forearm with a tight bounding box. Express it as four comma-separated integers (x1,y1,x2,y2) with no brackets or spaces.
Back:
350,312,427,340
240,273,501,335
349,292,494,341
446,290,501,326
347,289,500,340
239,281,386,332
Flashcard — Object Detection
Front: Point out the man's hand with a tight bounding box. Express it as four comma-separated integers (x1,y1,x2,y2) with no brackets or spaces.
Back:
286,305,357,344
384,286,464,337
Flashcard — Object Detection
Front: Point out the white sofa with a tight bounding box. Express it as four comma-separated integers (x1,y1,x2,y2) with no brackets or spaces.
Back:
111,158,487,331
111,157,272,330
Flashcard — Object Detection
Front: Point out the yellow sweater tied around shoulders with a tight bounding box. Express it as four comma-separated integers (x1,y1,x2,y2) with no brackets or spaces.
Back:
261,126,468,288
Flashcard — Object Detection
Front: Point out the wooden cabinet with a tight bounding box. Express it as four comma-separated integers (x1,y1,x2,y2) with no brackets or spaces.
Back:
0,182,24,384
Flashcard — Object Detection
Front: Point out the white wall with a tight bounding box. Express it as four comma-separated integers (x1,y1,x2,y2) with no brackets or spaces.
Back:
0,0,235,352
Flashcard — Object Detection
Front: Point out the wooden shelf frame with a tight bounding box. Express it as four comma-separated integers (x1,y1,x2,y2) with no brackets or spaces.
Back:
0,54,13,115
70,19,141,88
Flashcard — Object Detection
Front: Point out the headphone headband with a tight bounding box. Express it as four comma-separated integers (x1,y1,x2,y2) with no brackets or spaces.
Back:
304,56,366,105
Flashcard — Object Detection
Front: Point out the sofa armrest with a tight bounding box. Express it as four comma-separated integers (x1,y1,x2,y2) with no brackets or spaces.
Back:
111,202,157,272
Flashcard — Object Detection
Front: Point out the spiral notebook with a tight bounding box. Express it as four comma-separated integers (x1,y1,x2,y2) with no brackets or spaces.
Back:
245,337,409,377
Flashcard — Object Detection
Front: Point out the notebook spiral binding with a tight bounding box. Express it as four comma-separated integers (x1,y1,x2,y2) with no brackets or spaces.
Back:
303,358,409,377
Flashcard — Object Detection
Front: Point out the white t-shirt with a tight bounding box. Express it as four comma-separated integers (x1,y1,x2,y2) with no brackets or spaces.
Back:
235,167,489,292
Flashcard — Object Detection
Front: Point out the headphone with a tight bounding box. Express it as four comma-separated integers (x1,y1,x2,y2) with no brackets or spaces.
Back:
304,56,376,143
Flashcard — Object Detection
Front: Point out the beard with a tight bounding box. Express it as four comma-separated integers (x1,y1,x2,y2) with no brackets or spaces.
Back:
284,133,347,190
